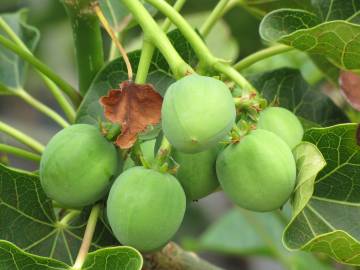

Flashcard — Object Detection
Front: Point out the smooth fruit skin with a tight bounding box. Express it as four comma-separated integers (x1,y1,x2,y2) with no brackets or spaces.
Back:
216,129,296,212
257,107,303,149
173,146,220,200
40,124,117,208
107,166,186,252
161,75,236,153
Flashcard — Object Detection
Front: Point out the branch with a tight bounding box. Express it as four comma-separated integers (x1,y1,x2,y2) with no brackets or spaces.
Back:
144,242,225,270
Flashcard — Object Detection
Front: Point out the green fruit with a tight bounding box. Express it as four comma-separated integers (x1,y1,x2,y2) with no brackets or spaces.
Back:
107,166,186,252
162,75,236,153
257,107,303,149
173,146,221,200
216,129,296,212
40,124,117,208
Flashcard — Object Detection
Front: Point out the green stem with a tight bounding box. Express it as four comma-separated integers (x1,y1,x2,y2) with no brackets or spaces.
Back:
135,0,187,84
72,204,101,270
16,89,70,128
0,17,76,121
0,144,41,162
199,0,231,37
0,35,81,106
0,121,44,153
121,0,193,79
59,210,81,226
154,136,172,170
62,0,104,95
234,44,293,71
145,0,216,69
143,0,253,90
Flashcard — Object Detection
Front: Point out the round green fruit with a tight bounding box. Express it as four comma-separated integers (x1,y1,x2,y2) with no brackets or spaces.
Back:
40,124,118,208
257,107,303,149
216,129,296,212
173,146,221,201
161,75,236,153
107,166,186,252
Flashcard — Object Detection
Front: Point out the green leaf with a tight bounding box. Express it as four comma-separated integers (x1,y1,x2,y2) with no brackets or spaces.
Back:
249,68,348,126
259,5,360,72
0,164,117,265
0,9,39,90
283,124,360,265
242,0,313,15
290,142,326,218
75,29,197,126
82,246,143,270
0,240,143,270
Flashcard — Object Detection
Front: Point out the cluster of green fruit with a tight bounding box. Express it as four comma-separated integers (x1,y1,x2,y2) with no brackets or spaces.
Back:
39,75,303,253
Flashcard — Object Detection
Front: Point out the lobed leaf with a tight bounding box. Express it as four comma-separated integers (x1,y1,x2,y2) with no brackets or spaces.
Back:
283,124,360,265
259,1,360,73
0,164,117,265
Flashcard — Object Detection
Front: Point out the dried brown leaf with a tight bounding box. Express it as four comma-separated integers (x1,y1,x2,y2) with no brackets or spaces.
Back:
100,81,163,149
339,71,360,111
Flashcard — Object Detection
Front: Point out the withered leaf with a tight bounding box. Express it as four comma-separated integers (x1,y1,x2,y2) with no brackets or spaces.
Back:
100,81,163,149
339,71,360,111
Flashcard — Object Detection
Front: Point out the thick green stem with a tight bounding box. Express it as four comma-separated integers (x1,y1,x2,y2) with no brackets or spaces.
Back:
234,44,293,71
0,35,81,106
16,89,70,128
63,0,104,95
0,17,76,121
0,121,44,153
72,204,101,270
121,0,193,79
145,0,216,69
0,144,41,162
143,0,253,90
135,0,187,84
199,0,231,37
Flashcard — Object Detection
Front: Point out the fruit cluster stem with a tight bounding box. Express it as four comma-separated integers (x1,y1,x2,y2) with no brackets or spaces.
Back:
144,242,225,270
72,204,101,270
143,0,254,91
135,0,188,84
120,0,193,79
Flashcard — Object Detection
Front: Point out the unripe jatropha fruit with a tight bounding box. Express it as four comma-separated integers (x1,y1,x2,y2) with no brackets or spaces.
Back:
40,124,117,208
257,107,303,149
172,145,221,200
107,166,186,252
162,75,236,153
216,129,296,212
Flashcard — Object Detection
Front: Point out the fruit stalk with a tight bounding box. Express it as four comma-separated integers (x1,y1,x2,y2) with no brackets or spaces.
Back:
0,17,76,122
143,0,253,91
62,0,104,95
120,0,194,78
72,204,101,270
135,0,187,84
144,242,225,270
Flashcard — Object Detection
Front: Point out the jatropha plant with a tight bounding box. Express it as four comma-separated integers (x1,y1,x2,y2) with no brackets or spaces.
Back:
0,0,359,269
